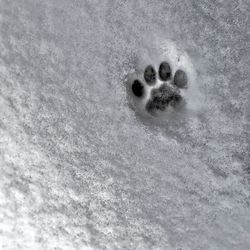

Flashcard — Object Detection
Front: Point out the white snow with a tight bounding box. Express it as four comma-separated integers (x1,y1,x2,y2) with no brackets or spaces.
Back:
0,0,249,249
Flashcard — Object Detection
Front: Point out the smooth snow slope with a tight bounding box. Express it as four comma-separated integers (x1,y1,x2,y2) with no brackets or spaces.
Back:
0,0,249,249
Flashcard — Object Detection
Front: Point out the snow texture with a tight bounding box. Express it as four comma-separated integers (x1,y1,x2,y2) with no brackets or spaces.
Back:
0,0,249,249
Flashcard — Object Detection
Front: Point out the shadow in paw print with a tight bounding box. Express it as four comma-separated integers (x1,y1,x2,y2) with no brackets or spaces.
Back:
144,65,156,85
159,61,171,81
132,79,144,97
173,70,188,89
146,84,182,115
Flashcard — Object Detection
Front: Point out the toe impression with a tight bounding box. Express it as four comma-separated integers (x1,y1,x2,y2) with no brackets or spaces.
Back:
132,79,144,97
144,65,156,85
173,70,188,89
159,62,172,81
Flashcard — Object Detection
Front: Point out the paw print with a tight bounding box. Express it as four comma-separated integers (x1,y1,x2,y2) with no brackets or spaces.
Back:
129,62,188,116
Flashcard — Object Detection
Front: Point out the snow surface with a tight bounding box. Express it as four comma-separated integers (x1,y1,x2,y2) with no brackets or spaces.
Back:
0,0,249,249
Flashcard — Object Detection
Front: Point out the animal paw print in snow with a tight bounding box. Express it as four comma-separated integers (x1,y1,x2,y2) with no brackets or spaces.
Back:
131,62,188,116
